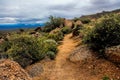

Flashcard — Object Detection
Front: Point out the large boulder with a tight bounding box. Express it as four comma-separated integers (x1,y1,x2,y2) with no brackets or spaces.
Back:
64,19,74,29
69,45,92,62
26,63,44,77
0,59,32,80
105,45,120,63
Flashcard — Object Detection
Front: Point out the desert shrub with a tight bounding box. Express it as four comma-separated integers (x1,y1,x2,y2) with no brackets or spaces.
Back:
19,29,24,32
72,25,82,37
80,18,91,24
47,31,64,41
47,51,56,60
102,76,110,80
42,16,64,32
83,14,120,53
0,35,58,67
43,39,58,53
73,17,80,22
80,26,92,38
61,27,72,34
0,36,41,67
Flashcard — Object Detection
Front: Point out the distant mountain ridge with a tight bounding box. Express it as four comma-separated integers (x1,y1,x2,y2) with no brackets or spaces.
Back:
0,23,44,30
80,9,120,19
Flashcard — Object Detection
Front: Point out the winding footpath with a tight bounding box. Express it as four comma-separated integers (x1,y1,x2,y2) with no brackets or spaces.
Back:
49,34,79,80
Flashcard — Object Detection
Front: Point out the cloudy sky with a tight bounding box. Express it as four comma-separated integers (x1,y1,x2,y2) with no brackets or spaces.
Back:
0,0,120,24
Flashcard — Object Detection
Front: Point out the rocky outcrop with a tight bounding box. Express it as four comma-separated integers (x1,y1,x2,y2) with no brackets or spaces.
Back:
34,27,42,32
64,19,74,29
74,20,82,27
69,45,92,62
49,28,61,34
26,63,44,77
0,59,32,80
105,45,120,63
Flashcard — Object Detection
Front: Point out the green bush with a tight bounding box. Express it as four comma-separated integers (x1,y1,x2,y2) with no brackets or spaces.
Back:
80,26,91,38
83,14,120,53
72,25,82,36
0,36,58,67
43,39,58,53
42,16,64,32
61,27,72,34
47,31,64,41
102,76,110,80
47,51,56,60
73,17,80,22
80,18,91,24
73,17,91,24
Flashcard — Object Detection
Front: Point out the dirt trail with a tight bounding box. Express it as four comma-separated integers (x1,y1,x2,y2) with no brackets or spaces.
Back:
49,34,79,80
27,34,120,80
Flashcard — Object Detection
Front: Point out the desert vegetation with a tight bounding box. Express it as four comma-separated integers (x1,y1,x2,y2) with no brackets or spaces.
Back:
0,35,58,67
83,14,120,54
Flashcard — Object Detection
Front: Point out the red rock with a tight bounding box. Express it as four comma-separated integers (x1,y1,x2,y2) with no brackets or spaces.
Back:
0,59,32,80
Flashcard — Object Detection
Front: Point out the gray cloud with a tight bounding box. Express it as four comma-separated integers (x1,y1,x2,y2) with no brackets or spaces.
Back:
0,0,120,23
91,0,110,5
79,0,120,15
